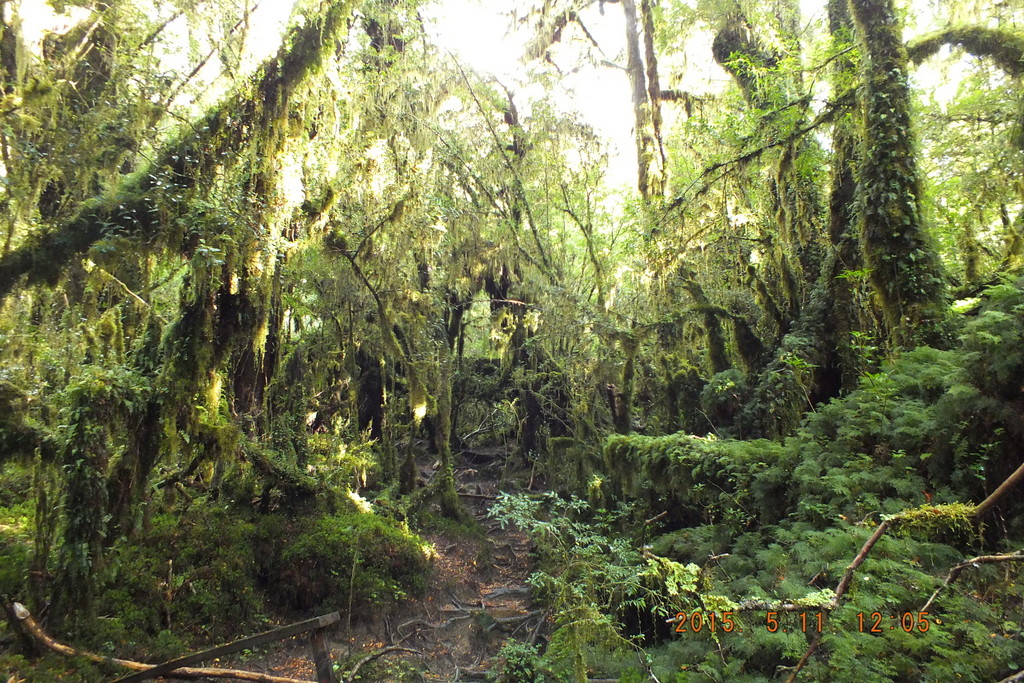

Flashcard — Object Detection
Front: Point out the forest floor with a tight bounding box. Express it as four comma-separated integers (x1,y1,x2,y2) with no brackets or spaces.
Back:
224,448,542,682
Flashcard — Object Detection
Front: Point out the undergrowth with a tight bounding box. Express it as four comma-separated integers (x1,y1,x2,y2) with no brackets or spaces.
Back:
0,493,432,681
512,280,1024,682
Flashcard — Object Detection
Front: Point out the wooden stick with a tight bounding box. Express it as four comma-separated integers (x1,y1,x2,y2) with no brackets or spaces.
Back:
921,552,1024,612
8,602,315,683
784,519,892,683
975,459,1024,518
644,511,668,525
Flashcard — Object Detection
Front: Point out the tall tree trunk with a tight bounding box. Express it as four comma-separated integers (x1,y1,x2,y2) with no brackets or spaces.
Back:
827,0,869,389
712,15,816,326
639,0,667,182
849,0,948,346
622,0,664,201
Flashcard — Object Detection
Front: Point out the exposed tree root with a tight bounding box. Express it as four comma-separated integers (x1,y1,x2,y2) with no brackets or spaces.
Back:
341,645,419,683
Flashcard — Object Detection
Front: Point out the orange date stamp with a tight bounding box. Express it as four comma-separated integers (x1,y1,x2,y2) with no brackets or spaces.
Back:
670,610,934,634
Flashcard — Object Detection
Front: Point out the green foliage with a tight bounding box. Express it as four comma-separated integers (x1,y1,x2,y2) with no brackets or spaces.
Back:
0,653,111,683
491,493,722,680
272,510,432,610
602,432,793,528
486,640,565,683
553,279,1024,680
698,369,749,434
54,363,152,619
98,508,263,652
0,497,33,599
52,503,431,659
2,1,1024,681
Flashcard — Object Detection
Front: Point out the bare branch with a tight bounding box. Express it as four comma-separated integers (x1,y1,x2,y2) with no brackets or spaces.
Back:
7,602,313,683
921,552,1024,612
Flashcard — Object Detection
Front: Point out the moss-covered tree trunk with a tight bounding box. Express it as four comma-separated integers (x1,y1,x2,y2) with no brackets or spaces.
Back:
826,0,870,389
432,352,463,518
622,0,665,201
849,0,947,346
711,11,819,329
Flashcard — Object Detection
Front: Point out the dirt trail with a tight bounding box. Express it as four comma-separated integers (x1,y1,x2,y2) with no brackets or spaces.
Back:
392,453,540,681
235,450,542,682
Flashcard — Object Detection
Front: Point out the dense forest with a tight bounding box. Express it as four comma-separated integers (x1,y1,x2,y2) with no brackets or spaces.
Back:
1,0,1023,680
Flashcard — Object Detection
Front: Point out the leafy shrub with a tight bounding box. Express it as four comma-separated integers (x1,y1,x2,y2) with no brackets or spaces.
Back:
271,511,431,611
698,369,749,434
0,499,32,598
486,640,564,683
99,508,263,652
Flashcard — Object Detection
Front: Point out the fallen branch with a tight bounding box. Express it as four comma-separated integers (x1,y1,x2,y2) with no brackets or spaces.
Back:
456,492,498,500
8,602,314,683
920,552,1024,612
486,610,544,631
527,609,548,646
395,613,472,640
482,586,530,600
783,519,891,683
999,668,1024,683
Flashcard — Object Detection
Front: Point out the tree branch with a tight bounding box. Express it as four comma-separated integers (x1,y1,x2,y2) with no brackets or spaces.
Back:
664,88,856,215
920,552,1024,612
342,646,419,683
7,602,313,683
787,456,1024,681
908,25,1024,77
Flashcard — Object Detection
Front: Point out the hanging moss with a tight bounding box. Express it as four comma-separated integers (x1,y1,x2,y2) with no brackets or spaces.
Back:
53,364,150,621
0,0,355,301
712,18,782,109
680,273,731,374
731,314,766,373
667,360,706,434
0,380,58,462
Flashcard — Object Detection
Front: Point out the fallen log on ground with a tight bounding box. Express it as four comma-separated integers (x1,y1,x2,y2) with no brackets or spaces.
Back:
7,601,315,683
